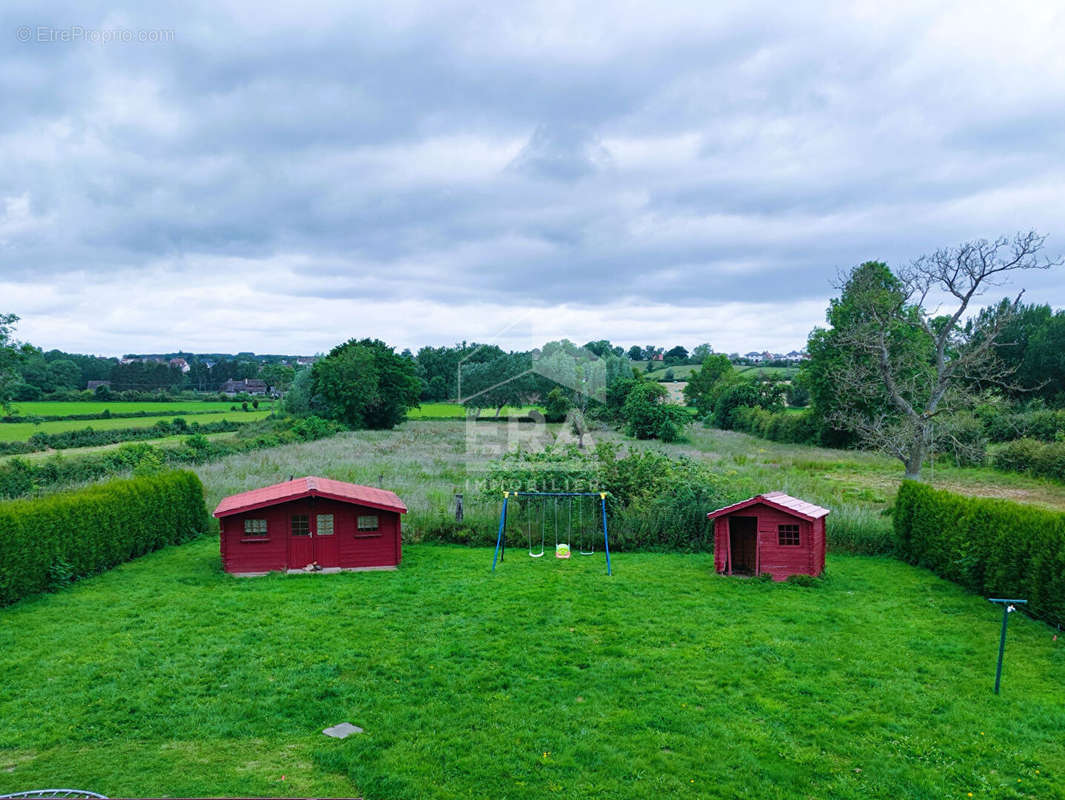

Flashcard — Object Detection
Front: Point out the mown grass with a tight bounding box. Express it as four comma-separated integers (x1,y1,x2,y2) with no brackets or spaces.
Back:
0,410,274,442
0,542,1062,798
6,400,275,418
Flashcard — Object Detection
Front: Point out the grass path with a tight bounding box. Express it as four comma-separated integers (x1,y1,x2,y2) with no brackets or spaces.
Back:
0,543,1062,798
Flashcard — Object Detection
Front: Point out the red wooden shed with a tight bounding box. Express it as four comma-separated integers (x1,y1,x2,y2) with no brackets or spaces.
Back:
707,492,830,581
213,476,407,576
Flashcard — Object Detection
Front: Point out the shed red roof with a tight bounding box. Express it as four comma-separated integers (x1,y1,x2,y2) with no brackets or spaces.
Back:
706,491,830,521
213,476,407,518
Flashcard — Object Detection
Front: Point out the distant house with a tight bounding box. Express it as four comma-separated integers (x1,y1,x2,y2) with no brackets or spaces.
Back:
651,352,664,362
86,380,111,391
169,357,190,373
220,378,269,396
295,357,318,366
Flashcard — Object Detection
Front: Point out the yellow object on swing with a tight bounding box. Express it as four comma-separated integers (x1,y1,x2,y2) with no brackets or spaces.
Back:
556,543,571,559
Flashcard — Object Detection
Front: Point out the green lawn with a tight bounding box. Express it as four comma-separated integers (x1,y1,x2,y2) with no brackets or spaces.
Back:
0,543,1062,798
6,400,275,418
0,410,274,442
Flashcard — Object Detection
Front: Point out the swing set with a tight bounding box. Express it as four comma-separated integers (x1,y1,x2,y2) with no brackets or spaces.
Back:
491,491,612,575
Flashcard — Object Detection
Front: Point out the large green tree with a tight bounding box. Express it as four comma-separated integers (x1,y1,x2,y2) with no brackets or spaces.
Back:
0,313,22,412
1019,311,1065,403
683,354,734,416
311,338,421,429
811,232,1059,479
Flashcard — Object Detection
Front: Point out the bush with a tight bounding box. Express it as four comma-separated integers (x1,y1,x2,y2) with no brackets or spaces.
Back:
0,470,212,606
621,382,691,440
994,438,1065,481
983,408,1065,443
473,443,745,552
894,481,1065,626
728,406,820,445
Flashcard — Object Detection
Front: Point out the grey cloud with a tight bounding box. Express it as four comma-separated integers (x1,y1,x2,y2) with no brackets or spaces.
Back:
1,0,1064,351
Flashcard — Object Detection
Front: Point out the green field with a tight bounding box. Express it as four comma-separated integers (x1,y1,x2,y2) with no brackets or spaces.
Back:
6,400,274,418
0,542,1061,798
407,402,544,419
0,410,273,442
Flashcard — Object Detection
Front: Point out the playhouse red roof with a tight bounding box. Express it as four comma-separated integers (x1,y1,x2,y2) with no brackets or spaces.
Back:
706,491,830,521
213,476,407,518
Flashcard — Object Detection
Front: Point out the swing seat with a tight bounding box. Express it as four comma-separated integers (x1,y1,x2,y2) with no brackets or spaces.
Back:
556,543,571,559
529,550,544,558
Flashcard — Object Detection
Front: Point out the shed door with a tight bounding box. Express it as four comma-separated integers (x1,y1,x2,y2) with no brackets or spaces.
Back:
288,514,313,569
729,516,758,575
313,513,338,567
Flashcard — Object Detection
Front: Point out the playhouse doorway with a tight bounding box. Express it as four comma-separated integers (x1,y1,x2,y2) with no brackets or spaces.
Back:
729,516,758,575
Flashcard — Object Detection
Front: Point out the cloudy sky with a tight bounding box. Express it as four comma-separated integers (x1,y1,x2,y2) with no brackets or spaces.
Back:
2,0,1064,357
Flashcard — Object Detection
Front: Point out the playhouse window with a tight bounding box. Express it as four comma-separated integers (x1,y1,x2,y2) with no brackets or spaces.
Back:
778,524,800,546
357,515,380,531
316,514,334,535
243,519,268,537
291,515,310,536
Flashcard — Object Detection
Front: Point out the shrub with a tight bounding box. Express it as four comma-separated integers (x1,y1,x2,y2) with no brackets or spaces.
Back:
621,382,691,441
994,438,1065,482
894,481,1065,626
0,470,212,606
728,406,820,445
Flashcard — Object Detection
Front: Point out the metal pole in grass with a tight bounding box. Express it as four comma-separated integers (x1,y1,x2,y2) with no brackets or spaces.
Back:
491,492,509,572
600,492,612,576
989,598,1027,694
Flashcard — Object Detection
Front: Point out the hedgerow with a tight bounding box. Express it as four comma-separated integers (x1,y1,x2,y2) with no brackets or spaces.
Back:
727,406,821,445
993,438,1065,482
894,480,1065,626
0,470,212,606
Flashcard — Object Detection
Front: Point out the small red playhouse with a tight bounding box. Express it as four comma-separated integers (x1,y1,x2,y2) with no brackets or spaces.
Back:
213,476,407,575
707,492,830,581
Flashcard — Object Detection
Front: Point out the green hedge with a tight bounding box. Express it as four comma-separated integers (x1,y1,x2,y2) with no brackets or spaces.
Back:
0,470,212,606
727,406,821,445
894,480,1065,626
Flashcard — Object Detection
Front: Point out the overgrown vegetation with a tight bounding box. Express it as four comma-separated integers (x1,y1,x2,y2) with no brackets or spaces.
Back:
0,469,211,605
993,438,1065,482
0,415,342,499
0,417,248,455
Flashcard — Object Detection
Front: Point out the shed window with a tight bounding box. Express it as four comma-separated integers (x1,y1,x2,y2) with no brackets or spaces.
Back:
291,515,310,536
316,514,334,536
243,519,268,537
357,515,380,531
778,524,800,546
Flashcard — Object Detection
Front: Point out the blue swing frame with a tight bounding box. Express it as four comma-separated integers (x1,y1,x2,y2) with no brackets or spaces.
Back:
491,491,612,575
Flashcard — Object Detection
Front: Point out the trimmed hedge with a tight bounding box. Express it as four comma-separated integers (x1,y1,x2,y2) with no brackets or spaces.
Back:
894,480,1065,626
0,470,212,606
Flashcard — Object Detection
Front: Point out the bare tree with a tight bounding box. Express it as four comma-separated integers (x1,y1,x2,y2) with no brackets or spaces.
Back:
827,231,1060,479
